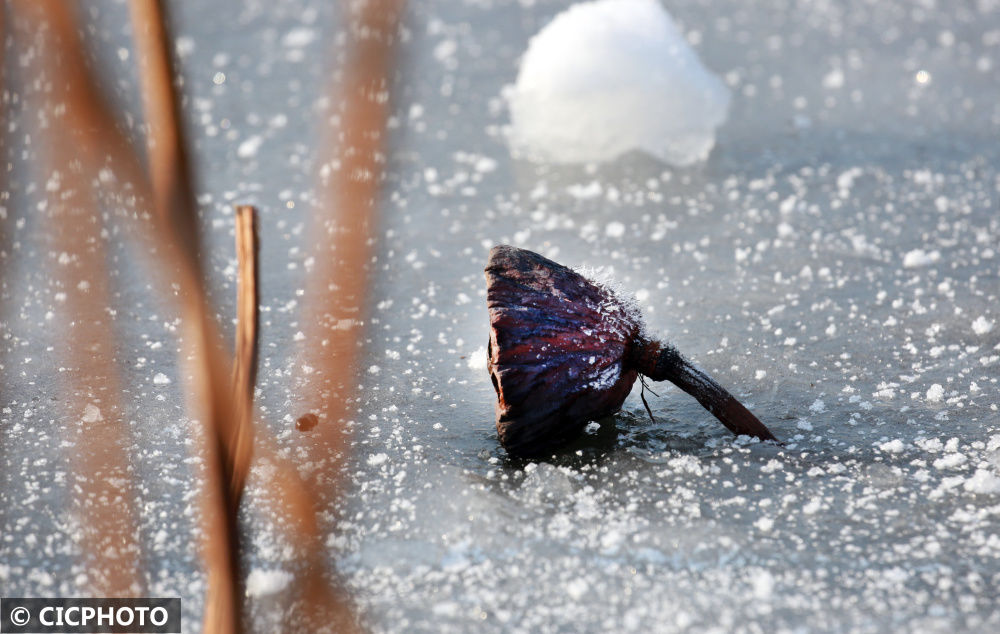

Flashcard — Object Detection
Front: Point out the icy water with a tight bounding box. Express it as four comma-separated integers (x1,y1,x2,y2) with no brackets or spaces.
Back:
2,0,1000,632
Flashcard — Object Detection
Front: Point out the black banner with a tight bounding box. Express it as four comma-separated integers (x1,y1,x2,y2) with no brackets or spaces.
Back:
0,598,181,633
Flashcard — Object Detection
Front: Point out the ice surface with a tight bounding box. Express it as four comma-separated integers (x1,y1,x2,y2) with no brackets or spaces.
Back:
3,1,1000,633
507,0,730,166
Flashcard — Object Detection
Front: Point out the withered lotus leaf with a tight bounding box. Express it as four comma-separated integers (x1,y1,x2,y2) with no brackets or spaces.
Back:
486,245,777,458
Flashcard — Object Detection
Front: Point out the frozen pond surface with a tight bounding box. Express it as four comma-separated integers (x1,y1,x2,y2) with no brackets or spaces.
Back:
2,0,1000,632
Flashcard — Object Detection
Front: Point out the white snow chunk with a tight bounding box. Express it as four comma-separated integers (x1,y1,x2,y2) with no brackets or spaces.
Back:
566,577,589,600
153,372,171,385
282,27,316,48
808,398,826,414
507,0,730,165
879,439,905,454
925,383,944,402
972,316,995,335
237,135,264,159
605,221,626,238
245,569,292,597
802,497,822,514
367,453,389,467
822,67,845,89
761,459,783,474
467,346,488,370
81,404,103,423
749,569,775,600
964,469,1000,494
754,517,774,532
933,453,967,470
902,248,940,268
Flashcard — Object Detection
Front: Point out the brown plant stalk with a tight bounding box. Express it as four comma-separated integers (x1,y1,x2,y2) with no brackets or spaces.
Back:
128,2,372,631
128,1,244,631
231,205,258,513
13,0,401,629
9,0,145,599
301,0,404,493
286,1,405,630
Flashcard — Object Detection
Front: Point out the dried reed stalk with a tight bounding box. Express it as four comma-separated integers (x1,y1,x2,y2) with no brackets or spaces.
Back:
283,1,405,630
129,2,367,630
12,0,399,628
301,0,404,492
230,205,258,512
128,1,245,631
7,0,144,598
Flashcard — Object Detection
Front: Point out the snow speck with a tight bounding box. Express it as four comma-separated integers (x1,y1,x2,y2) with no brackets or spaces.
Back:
81,404,103,423
566,578,589,601
245,569,292,597
605,221,626,238
367,453,389,467
754,517,774,532
153,372,171,385
964,469,1000,494
971,316,994,335
282,27,316,48
933,453,967,470
507,0,730,165
878,439,905,454
808,398,826,414
902,248,940,268
925,384,944,402
822,67,845,89
467,346,488,370
237,135,264,159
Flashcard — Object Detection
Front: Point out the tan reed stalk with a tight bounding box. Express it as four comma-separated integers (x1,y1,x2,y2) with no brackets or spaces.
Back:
8,0,144,599
285,2,405,630
231,205,258,512
300,0,405,494
231,204,359,630
8,4,330,630
128,2,368,630
128,1,245,631
13,0,400,629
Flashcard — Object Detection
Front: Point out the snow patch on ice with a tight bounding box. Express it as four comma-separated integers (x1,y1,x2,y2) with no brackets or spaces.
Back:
925,384,944,402
245,569,292,597
964,469,1000,494
282,27,316,48
81,404,103,424
237,135,264,159
971,316,994,335
605,221,626,238
153,372,171,385
878,439,905,454
467,346,488,370
902,248,940,268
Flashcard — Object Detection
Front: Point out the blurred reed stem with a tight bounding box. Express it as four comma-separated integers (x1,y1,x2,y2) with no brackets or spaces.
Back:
301,0,404,492
129,1,245,630
10,0,145,599
6,0,406,630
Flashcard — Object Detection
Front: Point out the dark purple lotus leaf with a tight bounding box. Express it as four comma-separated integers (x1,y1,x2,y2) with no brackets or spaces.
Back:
485,245,777,458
